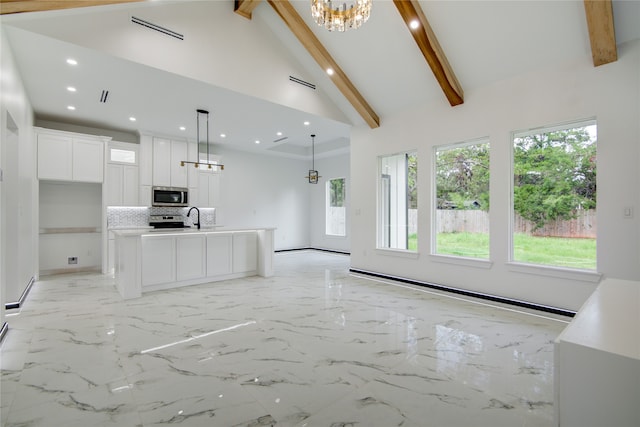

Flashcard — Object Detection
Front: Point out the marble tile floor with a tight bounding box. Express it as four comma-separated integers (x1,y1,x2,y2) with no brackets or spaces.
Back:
0,251,569,427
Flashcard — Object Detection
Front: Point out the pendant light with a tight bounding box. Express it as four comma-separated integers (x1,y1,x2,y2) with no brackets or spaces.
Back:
305,134,321,184
180,109,224,171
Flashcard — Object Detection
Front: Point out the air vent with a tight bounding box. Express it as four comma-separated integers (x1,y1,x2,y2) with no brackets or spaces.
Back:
131,16,184,40
289,76,316,90
273,136,288,143
100,90,109,103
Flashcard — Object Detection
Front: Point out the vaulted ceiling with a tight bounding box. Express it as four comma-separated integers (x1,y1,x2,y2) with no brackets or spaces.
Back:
1,0,638,158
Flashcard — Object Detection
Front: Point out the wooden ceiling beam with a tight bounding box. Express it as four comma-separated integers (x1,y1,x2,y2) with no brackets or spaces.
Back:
266,0,380,129
583,0,617,67
0,0,144,15
234,0,262,20
393,0,463,107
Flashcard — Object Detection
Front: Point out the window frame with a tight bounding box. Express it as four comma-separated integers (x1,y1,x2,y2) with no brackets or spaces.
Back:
325,176,347,237
509,118,598,273
376,150,418,253
431,137,491,261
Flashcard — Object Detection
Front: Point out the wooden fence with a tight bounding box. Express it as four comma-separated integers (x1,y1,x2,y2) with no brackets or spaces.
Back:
409,209,596,238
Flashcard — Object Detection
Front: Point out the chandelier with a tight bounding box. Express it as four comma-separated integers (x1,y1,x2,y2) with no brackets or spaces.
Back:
311,0,372,32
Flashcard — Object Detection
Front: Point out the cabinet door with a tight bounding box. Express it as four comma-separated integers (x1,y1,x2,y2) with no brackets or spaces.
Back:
207,233,232,277
38,134,73,181
141,235,176,286
171,140,188,188
176,234,206,281
139,185,152,207
232,232,258,273
106,164,123,206
73,139,104,182
122,165,139,206
139,134,153,186
152,138,171,187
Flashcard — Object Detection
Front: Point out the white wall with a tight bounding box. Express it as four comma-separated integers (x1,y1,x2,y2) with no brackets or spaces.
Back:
309,152,351,252
350,40,640,312
0,27,36,314
213,147,311,251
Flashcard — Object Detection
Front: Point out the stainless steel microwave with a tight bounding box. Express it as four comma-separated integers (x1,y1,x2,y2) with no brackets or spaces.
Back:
152,186,188,207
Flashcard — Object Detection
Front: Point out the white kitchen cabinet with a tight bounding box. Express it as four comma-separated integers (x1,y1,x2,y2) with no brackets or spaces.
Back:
72,138,104,182
152,138,171,186
176,234,206,281
196,170,221,208
37,133,73,180
106,164,139,206
233,232,258,273
141,235,176,287
37,130,105,182
207,233,232,277
152,137,188,188
139,134,153,186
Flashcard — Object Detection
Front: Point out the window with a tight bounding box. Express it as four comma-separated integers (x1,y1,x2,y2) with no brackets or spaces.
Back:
326,177,346,236
512,120,597,270
378,151,417,251
108,142,138,165
434,140,490,259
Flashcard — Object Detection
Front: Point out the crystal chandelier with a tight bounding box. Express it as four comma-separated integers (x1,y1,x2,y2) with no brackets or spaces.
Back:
311,0,372,32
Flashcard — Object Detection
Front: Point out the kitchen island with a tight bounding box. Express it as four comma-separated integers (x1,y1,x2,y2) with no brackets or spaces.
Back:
113,227,274,299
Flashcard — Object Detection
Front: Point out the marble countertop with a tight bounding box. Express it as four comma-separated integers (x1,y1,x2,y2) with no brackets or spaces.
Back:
112,226,275,237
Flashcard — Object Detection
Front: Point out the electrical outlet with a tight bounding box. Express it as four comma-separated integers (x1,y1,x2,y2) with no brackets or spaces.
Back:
68,257,78,265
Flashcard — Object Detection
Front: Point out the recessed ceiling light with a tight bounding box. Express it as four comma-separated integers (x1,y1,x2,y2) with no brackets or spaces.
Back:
326,68,334,76
129,117,136,122
67,105,76,110
304,121,310,126
179,126,186,131
409,19,420,30
276,131,283,136
255,140,260,144
220,133,226,138
67,86,76,92
66,58,78,66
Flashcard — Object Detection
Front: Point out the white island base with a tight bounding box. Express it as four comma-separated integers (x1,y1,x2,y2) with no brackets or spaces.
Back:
114,227,275,299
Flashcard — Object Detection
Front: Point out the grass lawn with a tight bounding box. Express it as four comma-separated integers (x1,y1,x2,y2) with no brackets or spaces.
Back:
412,232,596,270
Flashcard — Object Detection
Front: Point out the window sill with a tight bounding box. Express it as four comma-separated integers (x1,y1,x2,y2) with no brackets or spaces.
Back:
375,248,420,259
429,254,493,269
507,262,602,283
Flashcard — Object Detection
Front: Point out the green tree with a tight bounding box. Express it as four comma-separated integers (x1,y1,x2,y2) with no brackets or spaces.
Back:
408,153,418,209
436,143,490,210
513,127,596,229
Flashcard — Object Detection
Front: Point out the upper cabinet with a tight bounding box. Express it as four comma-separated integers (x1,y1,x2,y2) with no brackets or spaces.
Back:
105,141,139,206
152,137,188,188
36,128,107,183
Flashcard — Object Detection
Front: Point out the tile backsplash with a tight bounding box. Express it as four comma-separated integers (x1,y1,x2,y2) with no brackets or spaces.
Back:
107,207,216,229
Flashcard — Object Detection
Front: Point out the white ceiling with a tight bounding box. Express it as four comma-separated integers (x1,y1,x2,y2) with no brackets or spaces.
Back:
2,0,639,159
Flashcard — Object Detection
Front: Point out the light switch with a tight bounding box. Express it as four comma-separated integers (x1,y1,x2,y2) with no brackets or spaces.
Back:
623,206,633,218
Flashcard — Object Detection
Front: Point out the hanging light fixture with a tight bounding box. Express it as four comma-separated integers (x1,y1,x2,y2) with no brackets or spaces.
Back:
180,109,224,171
311,0,372,32
305,134,321,184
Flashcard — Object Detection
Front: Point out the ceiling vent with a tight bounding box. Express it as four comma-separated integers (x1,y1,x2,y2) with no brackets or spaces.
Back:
289,76,316,90
131,16,184,41
99,90,109,103
273,136,288,143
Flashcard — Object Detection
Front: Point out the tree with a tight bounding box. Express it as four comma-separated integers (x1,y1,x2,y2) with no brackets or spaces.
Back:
436,143,490,210
513,127,596,229
407,153,418,209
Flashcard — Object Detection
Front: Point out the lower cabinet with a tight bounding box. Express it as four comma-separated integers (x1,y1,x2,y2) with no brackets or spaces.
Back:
233,232,258,273
207,233,232,277
141,235,176,287
176,234,206,281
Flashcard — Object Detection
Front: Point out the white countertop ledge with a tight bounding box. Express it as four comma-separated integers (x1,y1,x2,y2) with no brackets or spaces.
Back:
112,226,276,237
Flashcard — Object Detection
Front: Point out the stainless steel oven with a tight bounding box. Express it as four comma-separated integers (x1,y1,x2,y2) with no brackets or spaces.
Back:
152,186,188,207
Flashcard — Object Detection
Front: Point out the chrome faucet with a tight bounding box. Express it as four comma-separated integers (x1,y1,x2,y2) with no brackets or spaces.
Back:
187,206,200,229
